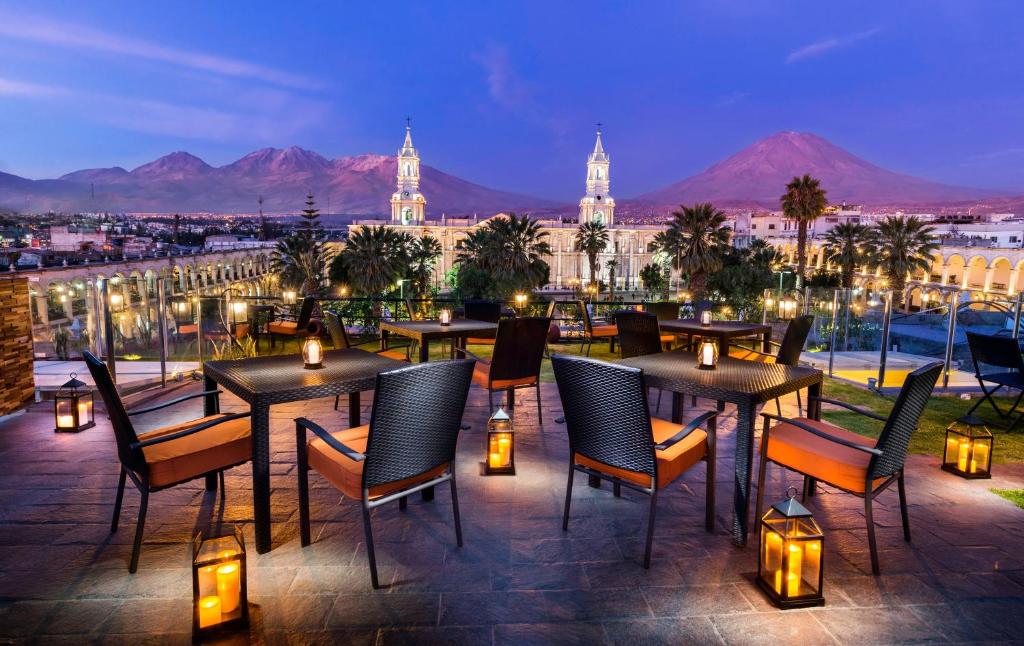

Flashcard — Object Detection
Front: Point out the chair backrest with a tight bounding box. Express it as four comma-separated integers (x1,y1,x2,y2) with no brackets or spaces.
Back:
83,351,145,473
551,355,656,481
362,359,475,491
404,298,416,320
463,300,501,323
646,301,680,322
576,300,595,333
869,361,943,480
296,296,317,328
966,331,1024,374
489,317,551,383
544,299,557,319
323,311,351,349
614,310,663,359
775,315,814,366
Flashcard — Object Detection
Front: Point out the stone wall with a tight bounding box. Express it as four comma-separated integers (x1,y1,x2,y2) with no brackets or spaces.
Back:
0,276,35,415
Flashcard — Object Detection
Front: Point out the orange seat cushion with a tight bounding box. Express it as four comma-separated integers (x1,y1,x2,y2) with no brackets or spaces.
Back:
660,334,675,344
590,324,618,338
177,324,198,335
729,348,775,363
467,337,496,345
472,360,537,390
307,425,446,499
377,349,409,361
765,418,885,493
268,321,299,335
574,417,707,489
141,415,252,488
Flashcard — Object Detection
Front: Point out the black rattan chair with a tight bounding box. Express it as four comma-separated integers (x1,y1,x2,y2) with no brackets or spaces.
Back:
551,354,717,569
614,310,668,412
324,311,410,410
269,296,319,348
577,300,617,355
83,351,252,572
731,314,814,415
458,317,550,422
464,300,502,345
755,361,942,574
965,331,1024,429
295,359,475,588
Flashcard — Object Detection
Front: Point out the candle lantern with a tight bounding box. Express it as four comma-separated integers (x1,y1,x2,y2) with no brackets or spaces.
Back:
514,293,528,311
54,373,95,433
282,290,297,305
439,308,452,327
700,310,712,326
302,337,324,369
192,527,248,638
757,488,825,608
171,297,192,324
942,415,993,479
696,340,718,370
229,300,248,325
484,408,515,475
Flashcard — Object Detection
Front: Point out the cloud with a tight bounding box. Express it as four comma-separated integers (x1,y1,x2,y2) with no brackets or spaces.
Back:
786,28,882,63
0,11,323,91
0,78,69,98
473,44,567,133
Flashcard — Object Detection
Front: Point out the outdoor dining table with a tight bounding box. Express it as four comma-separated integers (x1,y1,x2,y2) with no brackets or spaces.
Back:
617,350,823,547
660,319,773,354
203,348,408,553
379,319,499,363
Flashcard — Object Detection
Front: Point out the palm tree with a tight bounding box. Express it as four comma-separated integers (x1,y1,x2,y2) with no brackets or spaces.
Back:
781,175,828,288
340,226,406,299
864,216,938,307
665,203,731,301
407,235,442,299
455,214,551,297
574,221,609,289
652,230,678,300
822,222,870,289
606,258,619,301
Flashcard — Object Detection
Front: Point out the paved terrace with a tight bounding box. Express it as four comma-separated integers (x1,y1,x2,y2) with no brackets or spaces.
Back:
1,379,1023,644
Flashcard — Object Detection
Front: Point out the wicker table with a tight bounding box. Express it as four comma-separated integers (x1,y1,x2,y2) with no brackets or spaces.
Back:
379,319,499,363
617,350,823,546
660,319,773,354
203,348,408,553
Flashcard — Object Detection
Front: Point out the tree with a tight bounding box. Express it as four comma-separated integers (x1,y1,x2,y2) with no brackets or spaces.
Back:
574,221,609,289
706,240,778,319
639,263,665,299
781,175,828,288
455,214,551,298
606,258,619,301
822,222,870,288
339,225,406,299
407,235,443,299
864,216,938,307
665,203,731,301
271,192,330,295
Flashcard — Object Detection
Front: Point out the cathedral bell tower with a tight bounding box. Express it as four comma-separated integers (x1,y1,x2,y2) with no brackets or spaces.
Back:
578,125,614,227
391,119,426,225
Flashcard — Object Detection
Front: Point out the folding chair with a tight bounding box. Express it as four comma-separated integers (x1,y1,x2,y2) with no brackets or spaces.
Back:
965,331,1024,429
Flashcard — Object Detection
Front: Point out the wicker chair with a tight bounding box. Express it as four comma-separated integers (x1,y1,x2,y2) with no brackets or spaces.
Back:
295,359,475,588
268,296,319,348
577,300,617,356
615,310,668,412
83,351,252,573
551,354,717,568
965,331,1024,429
324,311,410,410
457,317,550,422
644,301,681,348
463,300,502,346
730,314,814,415
755,361,942,574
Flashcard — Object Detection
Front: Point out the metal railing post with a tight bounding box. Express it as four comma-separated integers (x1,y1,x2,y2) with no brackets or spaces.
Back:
828,288,840,378
876,291,893,391
803,286,811,315
1013,292,1023,339
762,288,770,325
196,294,204,368
942,291,960,389
97,278,117,383
156,278,169,387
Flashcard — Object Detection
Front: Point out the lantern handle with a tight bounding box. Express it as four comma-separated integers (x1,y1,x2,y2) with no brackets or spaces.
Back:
787,486,799,500
69,372,77,380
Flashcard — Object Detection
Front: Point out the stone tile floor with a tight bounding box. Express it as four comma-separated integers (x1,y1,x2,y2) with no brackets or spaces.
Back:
1,375,1024,645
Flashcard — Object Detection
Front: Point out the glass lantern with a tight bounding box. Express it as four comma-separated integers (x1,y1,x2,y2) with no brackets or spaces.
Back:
171,297,192,324
302,337,324,369
282,290,297,305
485,408,515,475
700,310,712,326
439,308,452,327
514,293,528,312
696,339,718,370
757,489,825,608
54,374,95,433
192,527,248,637
942,415,993,479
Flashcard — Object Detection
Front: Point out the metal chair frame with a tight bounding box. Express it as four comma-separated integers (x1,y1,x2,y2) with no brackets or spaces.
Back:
577,300,617,356
965,331,1024,429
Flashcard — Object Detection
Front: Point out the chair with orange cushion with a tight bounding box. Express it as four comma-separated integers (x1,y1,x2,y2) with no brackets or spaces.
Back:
614,310,667,413
755,361,941,574
730,314,814,415
83,351,252,573
294,359,475,588
268,296,319,348
458,317,550,423
577,300,617,356
644,301,682,349
463,300,502,346
551,354,717,569
324,311,410,410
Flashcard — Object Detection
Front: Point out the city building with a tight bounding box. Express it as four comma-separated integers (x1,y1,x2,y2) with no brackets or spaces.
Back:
48,225,110,252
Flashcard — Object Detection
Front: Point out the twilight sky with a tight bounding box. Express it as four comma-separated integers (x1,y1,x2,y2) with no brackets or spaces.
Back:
1,1,1022,200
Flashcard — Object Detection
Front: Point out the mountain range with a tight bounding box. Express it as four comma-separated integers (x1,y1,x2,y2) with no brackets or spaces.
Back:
0,133,1018,216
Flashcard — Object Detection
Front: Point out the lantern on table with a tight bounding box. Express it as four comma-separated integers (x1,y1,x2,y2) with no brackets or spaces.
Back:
514,293,528,311
696,340,718,370
54,374,95,433
484,408,515,475
439,308,452,327
282,290,297,305
942,415,993,479
757,488,825,608
302,337,324,369
700,310,712,326
192,527,248,637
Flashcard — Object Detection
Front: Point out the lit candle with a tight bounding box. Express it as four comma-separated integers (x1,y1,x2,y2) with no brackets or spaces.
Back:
57,415,74,428
957,440,970,472
803,539,822,591
198,595,221,628
78,400,91,423
216,562,240,613
198,564,218,597
489,452,502,468
303,338,323,367
700,310,712,326
786,543,803,597
946,437,959,464
701,342,715,367
765,531,783,571
971,442,989,473
498,435,511,466
439,308,451,326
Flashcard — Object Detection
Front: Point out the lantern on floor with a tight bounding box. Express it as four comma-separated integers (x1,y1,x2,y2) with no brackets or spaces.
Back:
700,310,712,326
757,488,825,608
282,290,297,305
696,339,718,370
54,373,95,433
439,308,452,327
302,337,324,369
192,527,248,637
485,408,515,475
942,415,993,479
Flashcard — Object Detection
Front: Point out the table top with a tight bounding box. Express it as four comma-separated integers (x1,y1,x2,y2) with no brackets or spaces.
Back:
659,319,772,338
617,350,821,403
380,319,498,340
204,348,408,404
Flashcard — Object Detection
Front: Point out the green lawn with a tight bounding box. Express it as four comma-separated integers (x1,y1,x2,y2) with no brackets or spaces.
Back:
991,489,1024,510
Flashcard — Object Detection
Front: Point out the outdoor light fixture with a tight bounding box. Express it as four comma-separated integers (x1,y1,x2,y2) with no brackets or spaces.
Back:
439,308,452,326
942,415,993,479
757,488,825,608
485,408,515,475
172,297,191,322
697,339,718,370
192,528,248,637
54,373,95,433
282,290,297,305
109,292,124,310
514,293,528,310
779,298,797,319
700,310,712,326
230,300,248,325
302,337,324,369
